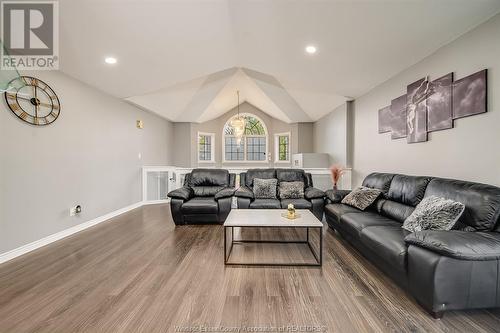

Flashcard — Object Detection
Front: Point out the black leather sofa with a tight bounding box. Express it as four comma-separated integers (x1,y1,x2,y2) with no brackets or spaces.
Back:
235,168,325,220
167,169,236,225
325,172,500,318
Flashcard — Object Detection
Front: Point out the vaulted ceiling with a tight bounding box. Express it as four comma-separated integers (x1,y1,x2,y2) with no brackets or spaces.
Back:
58,0,500,123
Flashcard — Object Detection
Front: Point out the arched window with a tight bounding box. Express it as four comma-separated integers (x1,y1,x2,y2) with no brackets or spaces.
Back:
223,114,268,162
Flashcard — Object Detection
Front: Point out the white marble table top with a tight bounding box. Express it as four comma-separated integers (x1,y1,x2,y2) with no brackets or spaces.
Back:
224,209,323,227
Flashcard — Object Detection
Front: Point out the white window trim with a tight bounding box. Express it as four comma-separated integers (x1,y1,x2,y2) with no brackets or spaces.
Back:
222,113,269,164
274,132,291,163
197,132,215,163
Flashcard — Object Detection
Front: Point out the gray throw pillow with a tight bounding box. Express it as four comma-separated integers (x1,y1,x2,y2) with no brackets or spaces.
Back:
253,178,278,199
279,181,304,199
402,196,465,232
341,186,382,210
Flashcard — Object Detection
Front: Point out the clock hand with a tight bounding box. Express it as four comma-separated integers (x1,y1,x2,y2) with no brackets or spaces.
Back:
38,102,53,108
34,85,38,118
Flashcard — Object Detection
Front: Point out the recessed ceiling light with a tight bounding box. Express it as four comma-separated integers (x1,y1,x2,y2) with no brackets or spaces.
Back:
105,57,117,64
305,45,317,54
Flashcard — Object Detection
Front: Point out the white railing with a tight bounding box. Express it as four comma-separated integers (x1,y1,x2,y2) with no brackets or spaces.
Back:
142,166,352,204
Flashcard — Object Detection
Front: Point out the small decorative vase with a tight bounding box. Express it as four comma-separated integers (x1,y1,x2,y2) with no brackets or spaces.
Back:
287,203,296,219
333,183,338,190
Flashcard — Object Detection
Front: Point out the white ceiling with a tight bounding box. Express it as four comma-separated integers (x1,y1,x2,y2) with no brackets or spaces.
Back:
59,0,500,122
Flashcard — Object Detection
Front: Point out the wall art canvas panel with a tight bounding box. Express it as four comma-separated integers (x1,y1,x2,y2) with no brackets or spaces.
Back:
406,78,428,143
427,73,453,132
378,106,392,133
390,94,407,139
452,69,487,119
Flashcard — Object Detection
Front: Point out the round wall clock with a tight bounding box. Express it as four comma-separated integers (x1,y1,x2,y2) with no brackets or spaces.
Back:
4,76,60,126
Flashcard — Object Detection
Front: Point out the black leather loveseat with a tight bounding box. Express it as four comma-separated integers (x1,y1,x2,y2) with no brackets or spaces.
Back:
325,172,500,318
167,169,236,225
235,168,325,220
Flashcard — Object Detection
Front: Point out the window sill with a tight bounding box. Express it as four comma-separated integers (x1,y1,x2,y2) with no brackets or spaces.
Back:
222,161,269,164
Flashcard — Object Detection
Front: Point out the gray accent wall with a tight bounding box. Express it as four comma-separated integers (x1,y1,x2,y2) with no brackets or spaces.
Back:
0,70,172,254
313,102,353,167
351,13,500,187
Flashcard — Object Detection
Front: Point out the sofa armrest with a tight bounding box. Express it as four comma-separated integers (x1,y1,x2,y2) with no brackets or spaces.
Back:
405,230,500,260
235,186,254,199
167,187,193,201
215,187,236,200
325,189,351,203
304,187,325,200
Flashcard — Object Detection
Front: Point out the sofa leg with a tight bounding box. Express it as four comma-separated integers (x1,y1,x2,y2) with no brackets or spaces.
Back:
431,311,444,319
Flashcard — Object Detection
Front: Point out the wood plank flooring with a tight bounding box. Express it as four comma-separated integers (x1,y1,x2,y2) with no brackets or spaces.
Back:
1,204,500,332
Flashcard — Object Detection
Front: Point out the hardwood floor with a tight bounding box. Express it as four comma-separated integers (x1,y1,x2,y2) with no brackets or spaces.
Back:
1,204,500,332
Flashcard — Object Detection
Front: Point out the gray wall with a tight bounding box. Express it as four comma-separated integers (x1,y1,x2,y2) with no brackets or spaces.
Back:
0,70,172,254
297,123,314,153
172,102,313,168
172,123,192,167
352,13,500,187
313,102,353,166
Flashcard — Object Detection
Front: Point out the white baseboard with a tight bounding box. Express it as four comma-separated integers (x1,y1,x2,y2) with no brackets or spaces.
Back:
0,202,143,265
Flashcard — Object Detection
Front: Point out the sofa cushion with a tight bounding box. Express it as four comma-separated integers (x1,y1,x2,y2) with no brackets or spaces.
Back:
341,187,382,210
190,169,229,187
361,225,411,271
281,198,312,209
388,175,432,206
181,197,218,215
276,168,307,184
340,212,400,238
279,181,305,199
253,178,278,199
405,230,500,260
325,203,362,219
379,200,415,223
250,199,281,209
362,173,395,196
424,178,500,231
245,169,276,187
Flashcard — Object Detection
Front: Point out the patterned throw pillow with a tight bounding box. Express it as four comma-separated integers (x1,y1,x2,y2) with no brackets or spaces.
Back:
279,181,305,199
341,186,382,210
402,196,465,232
253,178,278,199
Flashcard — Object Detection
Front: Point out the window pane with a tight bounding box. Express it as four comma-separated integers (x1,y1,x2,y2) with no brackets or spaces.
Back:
225,136,244,161
246,136,266,161
198,135,212,161
278,135,289,161
244,116,266,135
223,115,267,162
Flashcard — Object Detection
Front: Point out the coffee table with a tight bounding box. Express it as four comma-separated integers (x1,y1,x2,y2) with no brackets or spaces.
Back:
223,209,323,266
